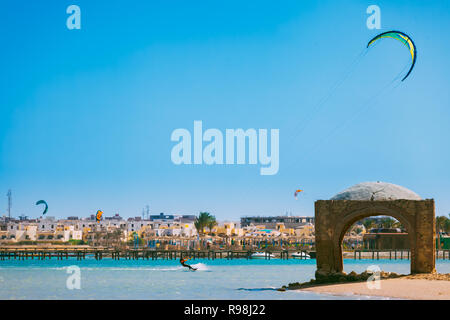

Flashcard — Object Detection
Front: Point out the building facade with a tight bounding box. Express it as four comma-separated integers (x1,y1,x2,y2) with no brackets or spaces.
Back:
240,215,314,229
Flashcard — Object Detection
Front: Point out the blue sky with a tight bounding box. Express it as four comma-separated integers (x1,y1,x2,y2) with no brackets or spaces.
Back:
1,0,449,220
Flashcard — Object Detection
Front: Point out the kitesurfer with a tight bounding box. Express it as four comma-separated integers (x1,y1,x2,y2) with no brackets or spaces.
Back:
180,257,197,271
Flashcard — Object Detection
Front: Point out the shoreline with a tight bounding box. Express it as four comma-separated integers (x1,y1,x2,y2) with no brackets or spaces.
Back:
283,273,450,300
299,278,450,300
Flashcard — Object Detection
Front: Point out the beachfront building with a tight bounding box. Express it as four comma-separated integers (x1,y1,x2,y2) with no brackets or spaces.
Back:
72,220,96,231
132,220,198,238
154,223,179,236
240,215,314,229
0,230,10,241
137,225,156,239
294,223,315,238
212,221,243,237
37,217,58,232
154,222,195,237
127,218,153,233
104,213,123,221
178,215,196,223
243,225,281,237
276,223,296,236
0,223,83,243
180,222,197,237
20,225,38,241
149,212,175,223
0,224,37,242
362,228,409,250
84,230,108,246
0,211,316,248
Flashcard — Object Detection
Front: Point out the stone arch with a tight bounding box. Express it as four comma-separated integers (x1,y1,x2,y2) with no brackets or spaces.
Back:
314,199,435,277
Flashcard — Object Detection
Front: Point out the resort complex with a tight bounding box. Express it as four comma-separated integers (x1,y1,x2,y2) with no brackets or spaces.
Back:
0,212,317,249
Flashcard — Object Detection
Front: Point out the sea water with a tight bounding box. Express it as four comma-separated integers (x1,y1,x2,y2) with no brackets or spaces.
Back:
0,258,449,299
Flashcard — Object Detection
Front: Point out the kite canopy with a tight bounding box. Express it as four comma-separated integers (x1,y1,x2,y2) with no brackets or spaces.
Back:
96,210,103,223
294,189,303,200
367,30,416,81
35,200,48,215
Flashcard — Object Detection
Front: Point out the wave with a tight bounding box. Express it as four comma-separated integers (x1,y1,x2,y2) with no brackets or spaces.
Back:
237,287,278,291
189,263,210,271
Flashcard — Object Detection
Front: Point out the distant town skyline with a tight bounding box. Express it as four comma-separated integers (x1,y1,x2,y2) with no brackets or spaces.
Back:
1,197,312,221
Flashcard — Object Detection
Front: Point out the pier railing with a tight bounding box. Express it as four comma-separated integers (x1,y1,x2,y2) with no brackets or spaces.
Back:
0,247,449,261
344,249,450,260
0,248,309,260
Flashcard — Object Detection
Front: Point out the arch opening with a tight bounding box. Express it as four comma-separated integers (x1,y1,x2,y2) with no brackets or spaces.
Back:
339,213,412,273
334,205,414,274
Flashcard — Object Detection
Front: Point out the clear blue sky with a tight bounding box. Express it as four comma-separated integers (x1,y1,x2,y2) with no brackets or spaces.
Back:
1,0,449,220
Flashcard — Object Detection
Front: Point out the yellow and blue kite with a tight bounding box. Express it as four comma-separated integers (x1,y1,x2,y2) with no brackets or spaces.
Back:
367,30,417,81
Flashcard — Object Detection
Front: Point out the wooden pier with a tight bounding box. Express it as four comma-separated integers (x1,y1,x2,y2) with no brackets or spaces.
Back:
345,249,450,260
0,247,449,261
0,248,312,261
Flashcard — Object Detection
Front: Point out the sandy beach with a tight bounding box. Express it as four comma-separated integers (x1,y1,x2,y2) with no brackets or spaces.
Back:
301,278,450,300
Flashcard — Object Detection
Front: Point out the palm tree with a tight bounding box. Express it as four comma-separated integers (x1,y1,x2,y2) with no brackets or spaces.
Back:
195,212,211,235
207,216,217,234
436,216,449,249
195,212,218,236
392,220,402,229
112,229,123,249
380,217,395,229
362,219,375,231
446,217,450,233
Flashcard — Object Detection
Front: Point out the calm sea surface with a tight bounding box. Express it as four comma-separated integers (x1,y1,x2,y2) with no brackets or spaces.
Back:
1,258,449,299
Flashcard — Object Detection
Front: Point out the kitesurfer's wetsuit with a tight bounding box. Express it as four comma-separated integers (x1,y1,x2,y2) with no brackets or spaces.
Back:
180,258,196,271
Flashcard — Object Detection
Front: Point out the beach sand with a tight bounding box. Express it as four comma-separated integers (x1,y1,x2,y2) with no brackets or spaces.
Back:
300,278,450,300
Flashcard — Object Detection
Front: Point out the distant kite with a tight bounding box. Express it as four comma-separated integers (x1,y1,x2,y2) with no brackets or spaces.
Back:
367,30,416,81
294,189,303,200
35,200,48,215
96,210,103,223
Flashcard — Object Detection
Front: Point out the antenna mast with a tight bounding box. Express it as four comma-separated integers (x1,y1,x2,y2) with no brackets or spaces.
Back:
7,189,11,219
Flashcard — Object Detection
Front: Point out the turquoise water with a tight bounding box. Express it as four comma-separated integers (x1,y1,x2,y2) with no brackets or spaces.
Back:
0,258,449,299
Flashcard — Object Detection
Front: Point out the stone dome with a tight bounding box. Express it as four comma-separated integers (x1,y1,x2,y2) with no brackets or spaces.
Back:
330,181,421,201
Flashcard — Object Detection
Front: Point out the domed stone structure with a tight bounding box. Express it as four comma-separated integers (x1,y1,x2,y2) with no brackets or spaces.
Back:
331,181,421,201
314,182,435,276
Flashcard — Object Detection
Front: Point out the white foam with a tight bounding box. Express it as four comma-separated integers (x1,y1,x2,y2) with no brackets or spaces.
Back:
190,263,209,271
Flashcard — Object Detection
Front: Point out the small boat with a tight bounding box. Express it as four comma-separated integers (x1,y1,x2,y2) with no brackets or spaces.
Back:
250,252,275,259
291,251,311,259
